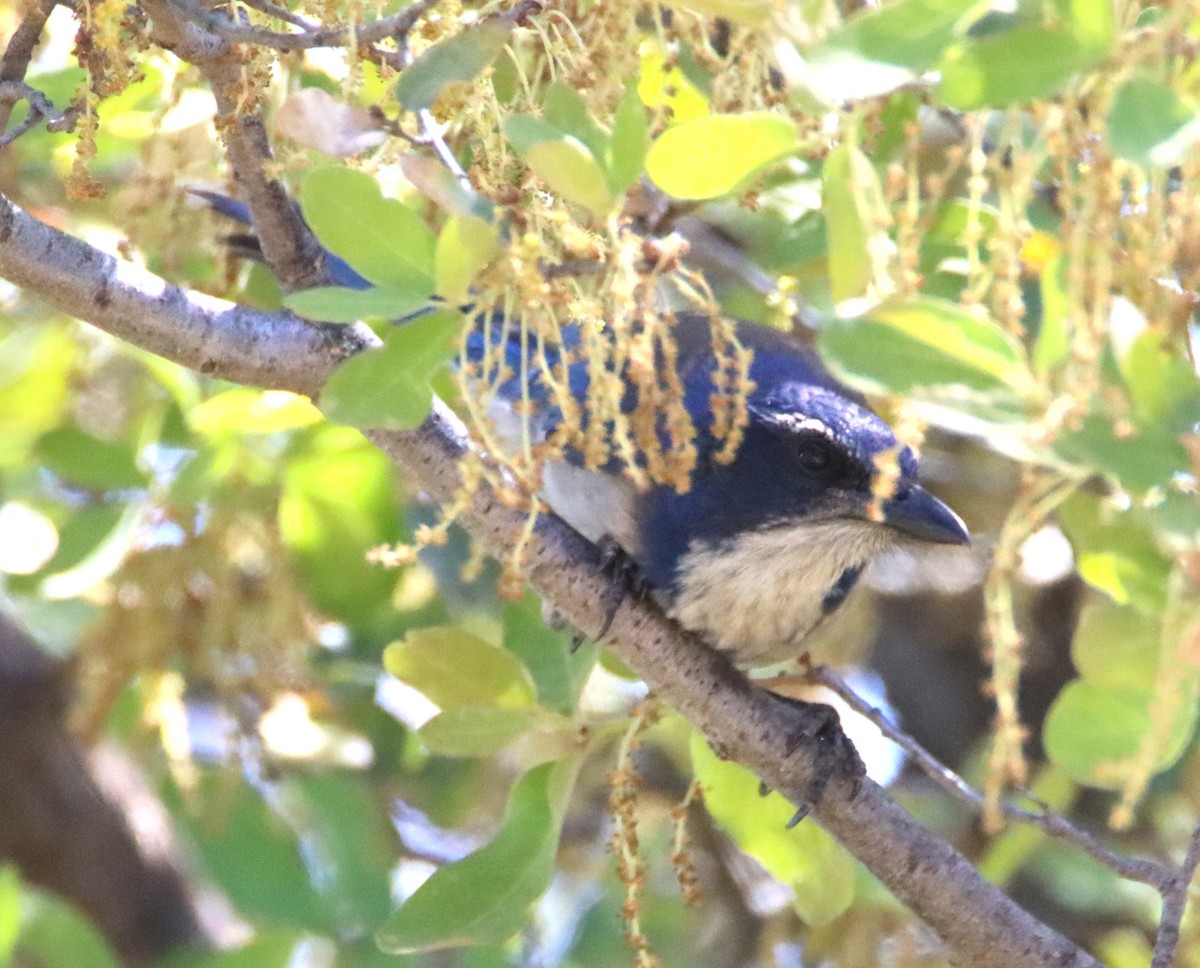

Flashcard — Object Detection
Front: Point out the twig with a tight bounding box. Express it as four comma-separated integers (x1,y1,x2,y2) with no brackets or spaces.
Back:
0,81,75,146
236,0,318,32
165,0,438,52
0,0,62,134
805,663,1178,892
145,0,337,290
1151,822,1200,967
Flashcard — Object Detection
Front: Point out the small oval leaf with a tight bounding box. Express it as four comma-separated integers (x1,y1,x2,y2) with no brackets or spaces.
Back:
646,112,798,200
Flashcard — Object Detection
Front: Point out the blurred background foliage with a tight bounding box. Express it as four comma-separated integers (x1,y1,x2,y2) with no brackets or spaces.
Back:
0,0,1199,966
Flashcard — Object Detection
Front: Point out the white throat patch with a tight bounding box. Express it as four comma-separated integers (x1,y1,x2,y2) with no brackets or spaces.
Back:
669,518,896,667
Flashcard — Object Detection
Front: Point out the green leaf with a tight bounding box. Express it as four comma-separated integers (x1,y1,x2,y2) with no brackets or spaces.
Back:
1107,76,1200,169
1072,601,1162,692
189,389,322,436
502,592,597,714
938,26,1108,109
279,426,400,621
503,116,613,215
15,889,121,968
646,112,798,201
161,931,307,968
420,707,540,756
803,0,983,102
377,759,578,953
691,734,855,926
36,427,145,491
1119,330,1200,430
165,770,328,932
40,504,140,600
395,20,513,111
384,625,537,709
1043,679,1198,789
819,296,1032,395
1034,253,1070,376
319,309,463,429
1058,493,1173,613
1054,412,1189,494
822,142,887,303
607,83,649,195
0,867,19,964
542,82,609,162
436,215,500,302
300,167,435,292
284,285,432,323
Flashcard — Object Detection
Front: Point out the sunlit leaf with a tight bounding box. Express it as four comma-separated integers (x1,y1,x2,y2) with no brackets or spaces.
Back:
691,734,855,926
1107,76,1200,169
802,0,983,102
189,389,322,436
420,707,540,756
395,20,513,111
279,425,400,621
646,112,798,201
637,44,708,124
300,167,435,292
938,26,1108,109
503,115,613,214
378,759,579,953
436,215,500,302
607,83,649,194
1071,601,1162,692
14,886,121,968
384,625,537,710
819,296,1032,394
822,142,886,303
284,285,432,323
1044,679,1198,789
319,309,463,429
542,82,608,162
1058,494,1173,613
0,866,19,963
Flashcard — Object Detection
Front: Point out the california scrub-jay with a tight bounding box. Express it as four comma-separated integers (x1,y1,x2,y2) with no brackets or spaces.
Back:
201,193,970,667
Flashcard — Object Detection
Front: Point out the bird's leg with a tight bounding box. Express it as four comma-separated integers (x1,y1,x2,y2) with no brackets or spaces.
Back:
759,691,865,826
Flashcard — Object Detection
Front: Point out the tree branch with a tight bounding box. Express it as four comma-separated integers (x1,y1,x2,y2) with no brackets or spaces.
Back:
0,193,377,395
0,191,1103,968
807,664,1177,892
1151,823,1200,968
143,0,335,290
0,615,214,965
0,0,60,134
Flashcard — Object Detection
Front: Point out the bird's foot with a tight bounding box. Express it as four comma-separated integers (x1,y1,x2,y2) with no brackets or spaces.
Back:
761,693,865,827
594,536,651,641
539,538,648,650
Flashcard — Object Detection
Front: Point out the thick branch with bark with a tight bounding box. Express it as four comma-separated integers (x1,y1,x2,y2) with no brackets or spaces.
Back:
0,615,213,966
0,192,1105,968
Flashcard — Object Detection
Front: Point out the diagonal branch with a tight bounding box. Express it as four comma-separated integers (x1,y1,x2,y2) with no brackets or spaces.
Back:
142,0,333,290
0,190,1102,968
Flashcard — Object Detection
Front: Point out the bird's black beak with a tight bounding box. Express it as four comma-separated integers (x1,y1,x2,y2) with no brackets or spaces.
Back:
880,485,971,546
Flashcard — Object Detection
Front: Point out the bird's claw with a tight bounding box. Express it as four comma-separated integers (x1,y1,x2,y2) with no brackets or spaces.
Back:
768,694,865,827
594,536,650,641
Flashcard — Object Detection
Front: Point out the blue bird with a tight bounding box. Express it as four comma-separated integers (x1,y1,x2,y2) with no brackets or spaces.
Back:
199,193,970,668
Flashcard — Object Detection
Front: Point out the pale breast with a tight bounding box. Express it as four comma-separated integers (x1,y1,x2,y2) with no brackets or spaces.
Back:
668,518,896,666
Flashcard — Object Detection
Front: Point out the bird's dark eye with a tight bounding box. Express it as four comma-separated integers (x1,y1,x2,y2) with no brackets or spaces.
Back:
795,432,840,476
